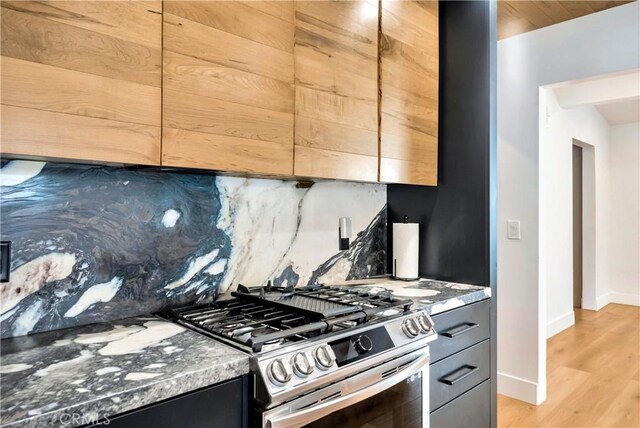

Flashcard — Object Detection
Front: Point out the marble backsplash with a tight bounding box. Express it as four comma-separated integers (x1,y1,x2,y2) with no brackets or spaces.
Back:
0,161,387,338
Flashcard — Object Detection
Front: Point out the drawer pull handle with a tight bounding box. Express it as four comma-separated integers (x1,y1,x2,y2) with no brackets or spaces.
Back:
440,322,478,338
439,364,479,385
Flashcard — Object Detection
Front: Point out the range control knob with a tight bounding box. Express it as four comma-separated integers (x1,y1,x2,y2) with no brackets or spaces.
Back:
267,358,293,386
291,352,314,377
402,318,420,338
314,345,336,370
417,315,432,333
354,334,373,354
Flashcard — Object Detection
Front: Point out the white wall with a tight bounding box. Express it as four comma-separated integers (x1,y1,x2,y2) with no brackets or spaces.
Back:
608,123,640,305
498,2,640,405
542,89,612,338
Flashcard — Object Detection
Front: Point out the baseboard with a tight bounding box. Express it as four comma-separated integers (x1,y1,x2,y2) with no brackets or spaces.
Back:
595,293,610,310
609,292,640,307
547,311,575,338
497,372,544,405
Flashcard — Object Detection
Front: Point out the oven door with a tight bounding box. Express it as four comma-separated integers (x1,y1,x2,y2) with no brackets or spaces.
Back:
262,347,430,428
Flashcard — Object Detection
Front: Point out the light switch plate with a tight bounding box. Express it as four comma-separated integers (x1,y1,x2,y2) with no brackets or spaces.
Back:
507,220,521,240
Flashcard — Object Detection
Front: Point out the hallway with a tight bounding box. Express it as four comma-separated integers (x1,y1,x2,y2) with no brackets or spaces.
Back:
498,304,640,427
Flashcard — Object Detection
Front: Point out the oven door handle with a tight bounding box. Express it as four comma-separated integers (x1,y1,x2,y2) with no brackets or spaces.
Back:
266,351,430,428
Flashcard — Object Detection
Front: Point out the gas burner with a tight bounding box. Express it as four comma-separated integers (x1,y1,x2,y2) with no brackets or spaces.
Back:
261,337,287,352
166,282,414,353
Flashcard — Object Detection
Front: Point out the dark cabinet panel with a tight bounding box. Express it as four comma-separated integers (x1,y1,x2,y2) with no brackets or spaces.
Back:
97,377,247,428
430,299,490,363
430,380,491,428
430,339,490,411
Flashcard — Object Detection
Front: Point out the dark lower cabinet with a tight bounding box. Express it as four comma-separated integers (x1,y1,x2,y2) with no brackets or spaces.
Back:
430,340,490,411
91,376,248,428
431,380,491,428
430,299,491,427
430,300,490,363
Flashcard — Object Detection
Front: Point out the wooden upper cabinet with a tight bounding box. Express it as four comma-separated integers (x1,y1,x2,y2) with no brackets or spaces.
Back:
0,1,162,165
293,0,379,182
162,1,295,176
380,0,439,185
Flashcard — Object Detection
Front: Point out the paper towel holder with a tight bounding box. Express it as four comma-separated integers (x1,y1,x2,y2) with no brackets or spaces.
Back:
392,215,419,281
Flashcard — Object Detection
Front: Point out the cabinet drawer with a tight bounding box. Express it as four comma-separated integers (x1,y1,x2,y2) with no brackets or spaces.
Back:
430,339,490,411
430,379,491,428
430,299,490,363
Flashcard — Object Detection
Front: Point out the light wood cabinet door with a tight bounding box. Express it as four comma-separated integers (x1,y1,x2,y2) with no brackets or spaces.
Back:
380,0,439,185
0,1,162,165
293,0,379,182
162,1,295,176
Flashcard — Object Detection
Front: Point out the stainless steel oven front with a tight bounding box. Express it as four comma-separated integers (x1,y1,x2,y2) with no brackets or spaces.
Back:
262,346,430,428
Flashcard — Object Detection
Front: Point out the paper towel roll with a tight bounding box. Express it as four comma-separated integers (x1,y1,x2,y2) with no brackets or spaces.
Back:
392,223,419,280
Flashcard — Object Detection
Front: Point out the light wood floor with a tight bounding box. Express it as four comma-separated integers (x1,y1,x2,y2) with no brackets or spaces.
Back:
498,303,640,428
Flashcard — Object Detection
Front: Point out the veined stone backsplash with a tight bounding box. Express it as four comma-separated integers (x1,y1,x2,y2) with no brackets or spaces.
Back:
0,161,387,338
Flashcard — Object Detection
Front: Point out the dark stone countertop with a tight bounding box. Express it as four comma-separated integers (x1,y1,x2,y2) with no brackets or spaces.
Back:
0,316,249,428
342,277,491,315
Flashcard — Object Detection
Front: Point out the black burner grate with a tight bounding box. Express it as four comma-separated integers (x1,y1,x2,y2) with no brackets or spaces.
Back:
167,283,413,352
238,292,359,318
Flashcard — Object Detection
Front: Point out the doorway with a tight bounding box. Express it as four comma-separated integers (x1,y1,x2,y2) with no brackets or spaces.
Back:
572,145,583,308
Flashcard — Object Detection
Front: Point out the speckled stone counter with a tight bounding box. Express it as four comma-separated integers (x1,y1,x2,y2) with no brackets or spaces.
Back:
0,316,250,428
346,277,491,315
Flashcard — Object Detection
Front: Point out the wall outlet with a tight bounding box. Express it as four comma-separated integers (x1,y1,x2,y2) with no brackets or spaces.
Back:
507,220,521,240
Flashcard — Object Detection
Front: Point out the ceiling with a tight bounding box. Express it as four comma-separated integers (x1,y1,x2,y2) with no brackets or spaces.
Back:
498,1,637,39
596,98,640,125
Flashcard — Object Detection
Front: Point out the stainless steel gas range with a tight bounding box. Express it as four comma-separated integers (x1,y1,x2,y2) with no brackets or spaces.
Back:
166,283,437,428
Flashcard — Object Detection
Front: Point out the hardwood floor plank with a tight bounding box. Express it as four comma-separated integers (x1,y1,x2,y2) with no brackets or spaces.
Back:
594,380,640,428
498,304,640,428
